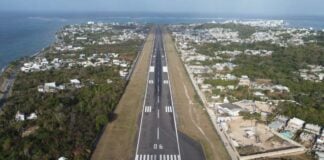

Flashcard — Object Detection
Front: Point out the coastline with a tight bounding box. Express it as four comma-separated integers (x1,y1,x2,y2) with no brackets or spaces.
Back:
1,15,324,70
0,65,6,75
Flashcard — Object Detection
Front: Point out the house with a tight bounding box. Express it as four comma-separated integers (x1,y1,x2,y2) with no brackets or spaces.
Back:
238,75,251,87
70,79,82,88
119,70,128,78
272,85,290,93
304,123,321,135
58,157,68,160
286,117,305,133
269,115,289,131
314,132,324,152
218,103,243,116
44,82,57,92
70,79,80,85
315,152,324,160
27,113,37,120
15,111,25,121
107,79,113,84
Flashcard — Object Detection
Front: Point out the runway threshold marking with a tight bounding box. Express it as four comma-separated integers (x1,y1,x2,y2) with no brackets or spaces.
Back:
136,154,180,160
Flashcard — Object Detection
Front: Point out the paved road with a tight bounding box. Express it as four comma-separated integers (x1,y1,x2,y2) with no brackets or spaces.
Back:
135,26,205,160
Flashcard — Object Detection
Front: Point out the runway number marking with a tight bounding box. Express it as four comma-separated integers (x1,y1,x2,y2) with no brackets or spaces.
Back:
165,106,173,113
159,144,163,150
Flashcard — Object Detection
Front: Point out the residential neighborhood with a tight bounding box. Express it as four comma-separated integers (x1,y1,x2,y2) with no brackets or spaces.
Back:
169,20,324,160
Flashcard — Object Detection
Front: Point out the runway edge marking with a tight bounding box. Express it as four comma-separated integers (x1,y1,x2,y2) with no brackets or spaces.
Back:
135,30,156,157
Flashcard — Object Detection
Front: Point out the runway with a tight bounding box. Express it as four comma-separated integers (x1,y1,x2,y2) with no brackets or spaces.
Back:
134,26,205,160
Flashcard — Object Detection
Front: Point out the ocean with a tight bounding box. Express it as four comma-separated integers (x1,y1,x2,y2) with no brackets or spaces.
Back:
1,12,324,69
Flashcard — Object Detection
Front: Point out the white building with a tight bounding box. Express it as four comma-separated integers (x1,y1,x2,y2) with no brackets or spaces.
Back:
15,111,25,121
286,117,305,133
238,75,251,87
27,113,38,120
218,103,243,116
304,124,321,135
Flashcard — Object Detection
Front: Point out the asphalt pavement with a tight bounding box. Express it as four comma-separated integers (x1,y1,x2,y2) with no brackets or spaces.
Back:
134,26,205,160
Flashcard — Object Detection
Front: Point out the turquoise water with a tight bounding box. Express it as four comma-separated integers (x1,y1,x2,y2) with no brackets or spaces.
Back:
280,130,294,139
1,12,324,69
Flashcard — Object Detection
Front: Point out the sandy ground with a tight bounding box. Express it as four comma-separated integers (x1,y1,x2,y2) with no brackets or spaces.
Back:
228,117,293,152
91,28,155,160
163,28,230,160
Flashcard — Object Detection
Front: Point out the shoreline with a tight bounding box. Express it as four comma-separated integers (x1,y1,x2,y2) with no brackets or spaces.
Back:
0,18,323,71
0,65,6,75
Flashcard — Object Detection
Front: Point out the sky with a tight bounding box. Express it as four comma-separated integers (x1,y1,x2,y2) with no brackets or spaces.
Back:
1,0,324,16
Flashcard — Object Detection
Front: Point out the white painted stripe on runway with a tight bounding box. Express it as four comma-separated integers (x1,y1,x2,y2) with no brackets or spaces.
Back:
165,106,173,113
149,66,155,72
154,155,157,160
163,155,166,160
163,80,169,84
157,127,160,140
173,155,177,160
145,106,152,113
149,80,154,84
157,109,160,119
167,155,169,160
139,154,142,160
170,155,173,160
135,155,138,160
160,155,162,160
163,66,168,72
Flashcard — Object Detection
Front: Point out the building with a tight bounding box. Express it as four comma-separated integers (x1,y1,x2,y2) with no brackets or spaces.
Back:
15,111,25,121
238,75,251,87
27,113,38,120
269,115,289,131
70,79,82,88
315,152,324,160
286,117,305,133
304,124,321,135
218,103,243,116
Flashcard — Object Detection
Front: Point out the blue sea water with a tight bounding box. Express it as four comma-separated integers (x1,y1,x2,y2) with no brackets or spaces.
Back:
1,12,324,69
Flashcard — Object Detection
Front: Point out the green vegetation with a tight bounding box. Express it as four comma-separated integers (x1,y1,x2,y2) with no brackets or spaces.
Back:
195,33,324,125
239,111,261,121
0,66,126,159
0,23,147,159
277,102,324,126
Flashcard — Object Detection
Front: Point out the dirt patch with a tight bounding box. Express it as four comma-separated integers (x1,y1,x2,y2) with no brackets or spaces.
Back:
91,28,154,160
163,28,230,160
